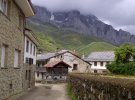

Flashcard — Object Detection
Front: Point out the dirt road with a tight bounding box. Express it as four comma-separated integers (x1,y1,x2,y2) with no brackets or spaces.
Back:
18,83,70,100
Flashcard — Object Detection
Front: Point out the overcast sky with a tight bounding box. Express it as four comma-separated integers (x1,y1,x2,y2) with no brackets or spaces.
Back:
32,0,135,34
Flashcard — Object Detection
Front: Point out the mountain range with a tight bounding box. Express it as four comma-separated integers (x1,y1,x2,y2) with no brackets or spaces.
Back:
27,5,135,55
31,6,135,45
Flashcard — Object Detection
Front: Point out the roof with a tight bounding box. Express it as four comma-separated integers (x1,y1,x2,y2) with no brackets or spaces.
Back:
44,61,72,68
14,0,35,17
85,51,115,61
37,50,92,65
37,53,56,61
25,28,39,46
37,50,73,61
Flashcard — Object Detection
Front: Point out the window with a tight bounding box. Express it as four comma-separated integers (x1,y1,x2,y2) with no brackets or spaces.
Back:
25,57,29,64
1,44,8,67
73,64,78,71
94,70,98,73
25,70,28,80
14,49,20,67
25,57,33,65
30,43,32,54
60,55,63,60
29,58,33,65
94,62,97,66
0,0,8,15
100,62,104,66
33,46,36,56
26,40,29,53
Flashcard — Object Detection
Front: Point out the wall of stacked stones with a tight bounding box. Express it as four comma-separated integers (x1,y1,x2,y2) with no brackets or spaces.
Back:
0,1,24,100
22,64,36,91
68,74,135,100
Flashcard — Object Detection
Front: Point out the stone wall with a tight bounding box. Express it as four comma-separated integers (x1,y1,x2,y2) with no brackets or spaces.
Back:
0,1,35,100
22,64,36,91
68,74,135,100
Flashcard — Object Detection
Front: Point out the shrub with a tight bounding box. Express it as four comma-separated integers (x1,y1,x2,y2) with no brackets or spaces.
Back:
107,62,135,75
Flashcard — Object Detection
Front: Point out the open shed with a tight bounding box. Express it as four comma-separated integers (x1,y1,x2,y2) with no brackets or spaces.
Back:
44,61,72,79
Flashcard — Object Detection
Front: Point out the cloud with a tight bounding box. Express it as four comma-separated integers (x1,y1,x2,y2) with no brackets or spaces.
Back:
32,0,135,34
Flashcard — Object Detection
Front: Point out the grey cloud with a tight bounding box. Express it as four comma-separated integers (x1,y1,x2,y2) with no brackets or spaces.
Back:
32,0,135,34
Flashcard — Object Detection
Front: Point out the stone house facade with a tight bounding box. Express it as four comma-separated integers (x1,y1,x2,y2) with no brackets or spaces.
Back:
36,50,91,81
0,0,35,100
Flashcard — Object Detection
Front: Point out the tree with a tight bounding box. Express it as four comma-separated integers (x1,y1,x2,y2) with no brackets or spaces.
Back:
115,43,135,64
107,43,135,75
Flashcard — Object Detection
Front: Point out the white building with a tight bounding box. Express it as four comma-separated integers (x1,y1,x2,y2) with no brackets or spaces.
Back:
23,28,39,87
24,28,39,65
84,51,115,73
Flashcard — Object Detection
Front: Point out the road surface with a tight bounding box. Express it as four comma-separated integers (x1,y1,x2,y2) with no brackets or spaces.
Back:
18,83,70,100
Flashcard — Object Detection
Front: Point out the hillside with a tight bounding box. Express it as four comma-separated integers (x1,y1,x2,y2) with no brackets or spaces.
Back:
27,19,116,55
77,42,116,55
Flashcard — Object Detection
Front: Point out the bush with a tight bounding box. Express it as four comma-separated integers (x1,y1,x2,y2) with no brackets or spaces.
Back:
107,62,135,75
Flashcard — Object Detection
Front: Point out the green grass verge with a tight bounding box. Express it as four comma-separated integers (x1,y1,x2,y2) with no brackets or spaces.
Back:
67,83,77,100
77,42,116,55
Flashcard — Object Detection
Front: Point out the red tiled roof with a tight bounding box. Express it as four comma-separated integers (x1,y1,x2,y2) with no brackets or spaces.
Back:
44,61,72,68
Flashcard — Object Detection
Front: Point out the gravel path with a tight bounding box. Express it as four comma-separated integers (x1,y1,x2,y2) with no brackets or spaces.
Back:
18,83,70,100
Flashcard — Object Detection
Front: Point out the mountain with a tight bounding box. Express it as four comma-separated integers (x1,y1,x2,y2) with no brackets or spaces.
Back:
27,5,118,55
31,5,135,45
27,19,116,54
27,20,107,53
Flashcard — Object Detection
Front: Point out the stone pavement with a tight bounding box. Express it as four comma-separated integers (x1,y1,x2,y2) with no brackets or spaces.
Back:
18,83,70,100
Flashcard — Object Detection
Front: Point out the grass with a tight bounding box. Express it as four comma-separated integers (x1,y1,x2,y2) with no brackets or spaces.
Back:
77,42,116,55
67,83,77,100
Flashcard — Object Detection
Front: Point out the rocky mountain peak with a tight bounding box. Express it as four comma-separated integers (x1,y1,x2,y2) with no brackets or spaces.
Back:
31,5,135,45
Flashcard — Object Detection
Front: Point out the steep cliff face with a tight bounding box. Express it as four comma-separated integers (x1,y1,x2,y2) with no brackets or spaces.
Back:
31,6,135,45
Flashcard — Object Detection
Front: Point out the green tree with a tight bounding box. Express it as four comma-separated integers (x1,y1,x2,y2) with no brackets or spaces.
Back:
107,43,135,75
115,43,135,64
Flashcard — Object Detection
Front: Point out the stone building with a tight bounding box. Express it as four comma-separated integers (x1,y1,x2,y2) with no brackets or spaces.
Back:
0,0,36,99
36,50,91,81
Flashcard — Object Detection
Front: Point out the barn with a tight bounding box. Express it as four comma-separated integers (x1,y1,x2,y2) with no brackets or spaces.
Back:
44,61,72,80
